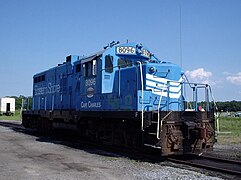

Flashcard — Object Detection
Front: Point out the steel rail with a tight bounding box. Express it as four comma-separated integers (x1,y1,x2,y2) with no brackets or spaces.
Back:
167,155,241,176
200,154,241,166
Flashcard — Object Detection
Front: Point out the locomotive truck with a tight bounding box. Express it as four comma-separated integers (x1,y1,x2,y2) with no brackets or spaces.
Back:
22,41,216,156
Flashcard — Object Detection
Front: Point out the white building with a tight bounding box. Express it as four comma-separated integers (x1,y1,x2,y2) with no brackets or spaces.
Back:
0,97,15,115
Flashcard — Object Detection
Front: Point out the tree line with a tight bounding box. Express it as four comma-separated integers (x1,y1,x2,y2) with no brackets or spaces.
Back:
7,96,32,110
214,101,241,112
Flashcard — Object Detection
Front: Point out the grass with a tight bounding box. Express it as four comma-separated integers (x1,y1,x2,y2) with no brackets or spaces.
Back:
216,116,241,144
0,109,21,121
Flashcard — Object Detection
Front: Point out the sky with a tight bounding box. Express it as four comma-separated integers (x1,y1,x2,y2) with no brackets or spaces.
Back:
0,0,241,101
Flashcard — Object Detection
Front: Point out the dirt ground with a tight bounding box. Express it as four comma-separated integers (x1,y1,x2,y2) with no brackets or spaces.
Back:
0,120,224,180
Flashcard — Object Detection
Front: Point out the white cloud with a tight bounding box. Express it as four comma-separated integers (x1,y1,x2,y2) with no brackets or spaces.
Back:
186,68,212,80
226,72,241,85
185,68,214,85
223,71,230,75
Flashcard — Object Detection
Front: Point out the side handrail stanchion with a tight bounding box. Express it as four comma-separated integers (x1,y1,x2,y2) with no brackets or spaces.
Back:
157,86,165,139
137,61,144,131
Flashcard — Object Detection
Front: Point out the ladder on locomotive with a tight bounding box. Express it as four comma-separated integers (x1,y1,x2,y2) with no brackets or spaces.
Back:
143,102,169,149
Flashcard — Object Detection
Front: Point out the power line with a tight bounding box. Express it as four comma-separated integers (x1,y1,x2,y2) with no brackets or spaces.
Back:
179,5,183,68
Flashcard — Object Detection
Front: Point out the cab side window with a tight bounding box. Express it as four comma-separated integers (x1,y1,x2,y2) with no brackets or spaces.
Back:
76,64,81,73
105,55,113,73
83,62,92,77
87,62,92,77
92,60,97,76
118,58,132,68
83,60,97,77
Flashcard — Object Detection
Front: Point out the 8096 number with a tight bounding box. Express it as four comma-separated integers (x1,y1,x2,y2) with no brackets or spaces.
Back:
116,46,136,55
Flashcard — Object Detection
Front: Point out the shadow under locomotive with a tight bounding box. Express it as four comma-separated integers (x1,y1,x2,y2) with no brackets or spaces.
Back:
0,120,129,159
0,120,163,161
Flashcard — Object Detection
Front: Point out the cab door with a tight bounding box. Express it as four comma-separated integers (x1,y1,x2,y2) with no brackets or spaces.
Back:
102,54,114,93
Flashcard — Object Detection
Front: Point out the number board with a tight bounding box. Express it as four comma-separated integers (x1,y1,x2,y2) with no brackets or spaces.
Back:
116,46,136,55
141,49,151,58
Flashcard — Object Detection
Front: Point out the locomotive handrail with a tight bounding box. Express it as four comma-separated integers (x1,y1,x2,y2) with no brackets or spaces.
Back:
181,78,218,113
118,66,121,97
101,63,134,72
137,61,144,131
157,86,166,139
160,110,172,132
153,70,169,78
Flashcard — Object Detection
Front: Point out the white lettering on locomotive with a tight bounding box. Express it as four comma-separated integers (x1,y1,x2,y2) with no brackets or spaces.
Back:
81,101,101,108
85,78,96,87
34,83,60,96
116,46,136,55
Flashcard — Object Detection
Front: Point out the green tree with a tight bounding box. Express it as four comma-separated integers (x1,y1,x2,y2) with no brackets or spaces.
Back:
6,95,32,110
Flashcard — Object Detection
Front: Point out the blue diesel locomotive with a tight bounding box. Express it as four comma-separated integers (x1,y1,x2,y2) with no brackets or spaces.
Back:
22,41,215,156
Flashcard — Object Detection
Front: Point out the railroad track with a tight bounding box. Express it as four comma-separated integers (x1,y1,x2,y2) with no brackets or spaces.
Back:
167,154,241,177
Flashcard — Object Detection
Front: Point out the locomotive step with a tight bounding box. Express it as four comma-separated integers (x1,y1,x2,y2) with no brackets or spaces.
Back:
148,132,157,136
144,144,162,149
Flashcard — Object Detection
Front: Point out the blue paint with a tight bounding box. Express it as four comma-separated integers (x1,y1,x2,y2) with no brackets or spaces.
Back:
32,42,207,113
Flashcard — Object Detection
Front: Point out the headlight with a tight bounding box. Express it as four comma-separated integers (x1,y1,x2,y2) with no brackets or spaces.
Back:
149,67,156,74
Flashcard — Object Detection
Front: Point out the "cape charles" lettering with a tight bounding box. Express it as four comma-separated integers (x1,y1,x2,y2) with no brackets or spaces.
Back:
81,101,101,108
